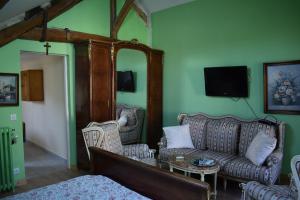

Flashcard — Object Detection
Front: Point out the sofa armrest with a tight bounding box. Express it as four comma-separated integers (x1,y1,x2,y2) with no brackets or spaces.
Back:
266,149,283,167
123,144,151,159
265,149,283,184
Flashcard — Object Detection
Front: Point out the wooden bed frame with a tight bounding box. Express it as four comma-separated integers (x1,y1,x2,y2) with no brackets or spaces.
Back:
89,147,210,200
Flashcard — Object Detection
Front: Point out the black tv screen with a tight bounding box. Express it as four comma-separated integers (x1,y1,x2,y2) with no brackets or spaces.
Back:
117,71,135,92
204,66,248,97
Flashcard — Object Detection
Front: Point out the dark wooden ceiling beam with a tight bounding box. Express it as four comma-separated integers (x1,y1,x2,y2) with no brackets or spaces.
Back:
110,0,116,38
111,0,134,39
132,3,147,25
0,0,9,9
19,27,114,43
0,0,82,47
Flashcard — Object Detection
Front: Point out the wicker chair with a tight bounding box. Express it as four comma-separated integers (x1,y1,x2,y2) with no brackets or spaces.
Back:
82,121,156,166
116,104,145,144
241,155,300,200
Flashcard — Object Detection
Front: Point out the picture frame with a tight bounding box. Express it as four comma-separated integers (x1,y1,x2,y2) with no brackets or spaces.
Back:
0,73,19,106
264,60,300,114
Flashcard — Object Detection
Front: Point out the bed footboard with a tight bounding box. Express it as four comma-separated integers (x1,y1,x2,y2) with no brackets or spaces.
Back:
89,147,210,200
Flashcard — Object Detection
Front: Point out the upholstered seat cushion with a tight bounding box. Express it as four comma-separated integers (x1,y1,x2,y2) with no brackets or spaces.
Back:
239,122,276,156
206,119,240,154
189,150,237,170
223,157,271,184
181,115,208,150
159,148,198,162
244,181,293,200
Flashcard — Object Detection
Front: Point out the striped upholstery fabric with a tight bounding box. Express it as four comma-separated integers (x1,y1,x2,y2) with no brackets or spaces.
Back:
290,161,300,199
243,181,293,200
224,157,270,184
189,150,237,170
123,144,152,159
239,122,276,156
206,119,240,154
159,148,198,162
182,115,208,150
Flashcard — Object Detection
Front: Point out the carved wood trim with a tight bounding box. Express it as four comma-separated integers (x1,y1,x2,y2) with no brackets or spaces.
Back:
0,0,82,47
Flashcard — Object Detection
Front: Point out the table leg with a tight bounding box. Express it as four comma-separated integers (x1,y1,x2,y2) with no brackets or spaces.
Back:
170,166,173,173
200,173,205,182
212,172,218,199
184,171,187,176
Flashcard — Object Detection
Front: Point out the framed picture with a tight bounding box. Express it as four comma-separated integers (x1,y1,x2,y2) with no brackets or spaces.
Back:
264,60,300,114
0,73,19,106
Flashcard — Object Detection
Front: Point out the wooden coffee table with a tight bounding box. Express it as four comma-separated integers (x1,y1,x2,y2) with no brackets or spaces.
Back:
168,156,220,199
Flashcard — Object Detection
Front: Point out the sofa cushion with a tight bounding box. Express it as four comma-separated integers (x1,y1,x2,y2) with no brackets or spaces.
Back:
163,125,195,149
206,119,240,154
182,115,208,150
159,148,198,162
223,157,271,184
189,150,237,170
245,131,277,166
239,122,276,156
120,108,136,126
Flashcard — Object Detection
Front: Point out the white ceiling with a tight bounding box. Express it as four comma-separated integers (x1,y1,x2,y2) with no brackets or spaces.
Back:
0,0,50,22
137,0,195,13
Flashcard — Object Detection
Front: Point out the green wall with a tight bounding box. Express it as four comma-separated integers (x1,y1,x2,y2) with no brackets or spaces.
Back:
116,49,147,141
0,0,148,182
152,0,300,173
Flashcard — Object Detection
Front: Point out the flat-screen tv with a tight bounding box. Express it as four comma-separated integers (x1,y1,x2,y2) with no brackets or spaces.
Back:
204,66,248,97
117,71,135,92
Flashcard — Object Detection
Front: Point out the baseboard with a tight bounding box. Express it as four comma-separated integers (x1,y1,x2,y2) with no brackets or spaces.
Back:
16,179,27,186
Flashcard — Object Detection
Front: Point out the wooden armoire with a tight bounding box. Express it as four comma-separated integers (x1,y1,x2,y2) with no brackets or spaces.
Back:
75,40,163,170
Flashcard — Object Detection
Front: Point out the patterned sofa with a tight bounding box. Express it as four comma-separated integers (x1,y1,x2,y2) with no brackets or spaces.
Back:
158,113,285,186
116,104,145,144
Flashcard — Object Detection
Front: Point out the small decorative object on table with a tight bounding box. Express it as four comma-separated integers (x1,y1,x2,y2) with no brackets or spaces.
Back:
264,60,300,114
191,158,216,167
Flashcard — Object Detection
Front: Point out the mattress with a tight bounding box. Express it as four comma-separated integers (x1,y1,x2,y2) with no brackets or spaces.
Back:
4,175,150,200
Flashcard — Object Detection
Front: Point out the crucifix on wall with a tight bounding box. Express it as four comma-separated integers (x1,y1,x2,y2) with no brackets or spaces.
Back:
43,42,51,55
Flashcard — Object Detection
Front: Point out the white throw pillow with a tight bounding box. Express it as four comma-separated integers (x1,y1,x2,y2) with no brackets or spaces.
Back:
117,115,127,127
163,124,195,149
245,131,277,166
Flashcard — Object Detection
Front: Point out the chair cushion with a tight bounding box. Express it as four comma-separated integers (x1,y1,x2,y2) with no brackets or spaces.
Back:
159,148,198,162
163,124,195,149
121,108,136,126
181,115,208,150
223,157,271,184
118,115,127,127
189,150,237,170
245,131,277,166
206,119,240,154
116,106,122,119
244,181,292,200
239,122,276,156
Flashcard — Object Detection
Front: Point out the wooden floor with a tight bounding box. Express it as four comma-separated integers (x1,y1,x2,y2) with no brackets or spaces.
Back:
1,142,241,199
0,142,87,198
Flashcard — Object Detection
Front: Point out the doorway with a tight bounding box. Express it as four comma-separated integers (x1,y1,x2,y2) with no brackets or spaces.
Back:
20,51,70,182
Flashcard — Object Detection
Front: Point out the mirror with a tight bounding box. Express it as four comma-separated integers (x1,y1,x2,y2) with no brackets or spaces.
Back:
116,49,147,144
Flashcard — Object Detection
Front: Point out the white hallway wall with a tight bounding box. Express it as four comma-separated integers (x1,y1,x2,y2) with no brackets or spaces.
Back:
21,52,67,159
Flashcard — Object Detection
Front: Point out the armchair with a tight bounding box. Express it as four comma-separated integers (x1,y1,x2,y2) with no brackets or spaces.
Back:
116,104,145,144
82,121,155,166
241,155,300,200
